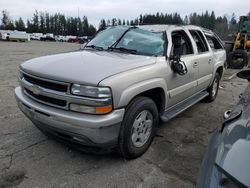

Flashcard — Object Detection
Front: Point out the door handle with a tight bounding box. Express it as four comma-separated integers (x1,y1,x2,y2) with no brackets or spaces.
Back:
208,59,212,64
193,62,198,68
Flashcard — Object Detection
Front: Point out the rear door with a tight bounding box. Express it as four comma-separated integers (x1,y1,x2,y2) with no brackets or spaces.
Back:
189,30,214,91
205,33,226,68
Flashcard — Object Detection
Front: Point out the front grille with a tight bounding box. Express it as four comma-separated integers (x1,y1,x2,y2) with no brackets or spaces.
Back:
23,73,68,92
25,88,67,107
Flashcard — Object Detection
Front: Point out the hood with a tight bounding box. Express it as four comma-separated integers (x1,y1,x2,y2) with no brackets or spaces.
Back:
20,50,156,85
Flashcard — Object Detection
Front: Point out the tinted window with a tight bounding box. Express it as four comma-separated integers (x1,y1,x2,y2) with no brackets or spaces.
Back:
171,30,194,56
205,35,224,50
189,30,209,53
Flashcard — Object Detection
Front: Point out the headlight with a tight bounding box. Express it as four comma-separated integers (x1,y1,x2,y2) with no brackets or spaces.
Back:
70,84,113,114
71,84,111,98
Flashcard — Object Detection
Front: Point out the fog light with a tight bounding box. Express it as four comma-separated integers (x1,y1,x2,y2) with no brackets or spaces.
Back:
69,104,112,114
70,104,96,114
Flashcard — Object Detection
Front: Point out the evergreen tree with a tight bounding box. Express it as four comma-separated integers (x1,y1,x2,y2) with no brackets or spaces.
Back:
15,17,25,31
118,19,122,25
32,10,39,32
0,10,14,30
111,18,117,26
99,19,106,30
39,12,45,33
82,16,89,36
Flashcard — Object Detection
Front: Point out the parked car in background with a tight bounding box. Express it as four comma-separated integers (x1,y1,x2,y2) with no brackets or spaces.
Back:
55,35,68,42
15,25,226,159
78,36,91,44
40,33,55,41
30,33,43,40
68,36,78,43
197,69,250,188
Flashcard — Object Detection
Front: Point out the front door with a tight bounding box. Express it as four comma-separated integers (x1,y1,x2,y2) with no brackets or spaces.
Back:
165,29,199,108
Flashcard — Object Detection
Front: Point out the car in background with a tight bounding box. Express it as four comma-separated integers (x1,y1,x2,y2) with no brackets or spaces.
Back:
68,36,78,43
40,33,56,41
30,33,43,40
78,36,91,44
55,35,68,42
197,69,250,188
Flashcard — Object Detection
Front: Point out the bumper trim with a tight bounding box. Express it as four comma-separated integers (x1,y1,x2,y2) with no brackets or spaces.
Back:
15,86,124,145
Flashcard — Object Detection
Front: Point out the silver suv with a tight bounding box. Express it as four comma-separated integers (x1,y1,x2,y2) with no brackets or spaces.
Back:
15,25,226,158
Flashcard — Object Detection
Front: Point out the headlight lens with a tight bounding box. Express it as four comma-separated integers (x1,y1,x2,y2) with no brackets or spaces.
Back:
71,84,111,98
70,84,113,114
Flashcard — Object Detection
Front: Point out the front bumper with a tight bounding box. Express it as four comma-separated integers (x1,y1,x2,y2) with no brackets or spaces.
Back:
15,87,125,148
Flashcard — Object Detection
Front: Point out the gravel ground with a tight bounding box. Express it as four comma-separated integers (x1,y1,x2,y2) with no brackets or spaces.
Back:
0,41,248,188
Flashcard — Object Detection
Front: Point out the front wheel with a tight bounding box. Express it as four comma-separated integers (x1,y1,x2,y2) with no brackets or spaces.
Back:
118,97,159,159
205,72,220,102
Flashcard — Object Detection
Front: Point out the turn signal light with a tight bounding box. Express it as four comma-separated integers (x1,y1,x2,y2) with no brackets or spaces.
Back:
95,105,113,114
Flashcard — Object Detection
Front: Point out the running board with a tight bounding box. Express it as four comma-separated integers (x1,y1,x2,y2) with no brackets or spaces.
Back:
160,91,209,122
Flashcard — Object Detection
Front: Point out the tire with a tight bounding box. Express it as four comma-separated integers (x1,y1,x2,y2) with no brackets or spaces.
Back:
225,43,233,69
119,96,159,159
228,49,249,69
205,72,220,102
225,43,233,54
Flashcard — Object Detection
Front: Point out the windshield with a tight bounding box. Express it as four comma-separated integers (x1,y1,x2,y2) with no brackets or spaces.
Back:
87,26,128,49
86,26,165,56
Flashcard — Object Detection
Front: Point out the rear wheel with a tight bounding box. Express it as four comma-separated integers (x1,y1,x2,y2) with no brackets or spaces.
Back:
205,72,220,102
118,97,159,159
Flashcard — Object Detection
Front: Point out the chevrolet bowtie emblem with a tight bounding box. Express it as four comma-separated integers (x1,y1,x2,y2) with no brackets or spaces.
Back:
31,85,41,95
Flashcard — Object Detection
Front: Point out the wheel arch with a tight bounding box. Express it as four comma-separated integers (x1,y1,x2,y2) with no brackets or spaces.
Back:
118,78,167,115
216,66,224,79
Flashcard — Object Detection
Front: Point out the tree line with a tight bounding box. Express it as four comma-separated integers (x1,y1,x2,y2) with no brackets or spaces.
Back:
99,11,239,39
0,9,239,38
0,10,96,36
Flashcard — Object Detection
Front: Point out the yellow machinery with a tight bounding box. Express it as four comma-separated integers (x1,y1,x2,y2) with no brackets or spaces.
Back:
227,14,250,69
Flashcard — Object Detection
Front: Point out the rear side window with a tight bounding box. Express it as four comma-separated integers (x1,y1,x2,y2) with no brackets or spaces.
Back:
189,30,209,53
205,35,224,50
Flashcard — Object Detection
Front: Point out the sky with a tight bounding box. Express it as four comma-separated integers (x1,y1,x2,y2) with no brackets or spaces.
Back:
0,0,250,27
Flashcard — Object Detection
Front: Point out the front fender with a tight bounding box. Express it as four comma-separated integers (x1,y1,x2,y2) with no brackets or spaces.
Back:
118,78,168,107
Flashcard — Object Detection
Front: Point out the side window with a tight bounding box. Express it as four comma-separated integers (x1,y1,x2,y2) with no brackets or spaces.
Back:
205,35,224,50
206,36,215,49
189,30,209,53
171,30,194,56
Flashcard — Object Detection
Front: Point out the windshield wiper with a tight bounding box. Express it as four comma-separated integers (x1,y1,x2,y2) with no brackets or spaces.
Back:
85,45,104,51
108,47,137,54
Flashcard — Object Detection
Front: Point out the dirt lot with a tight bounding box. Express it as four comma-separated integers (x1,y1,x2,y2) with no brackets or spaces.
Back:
0,41,248,188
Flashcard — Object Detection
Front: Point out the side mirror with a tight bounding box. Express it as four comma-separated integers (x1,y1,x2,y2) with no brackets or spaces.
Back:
237,70,250,82
170,55,188,76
